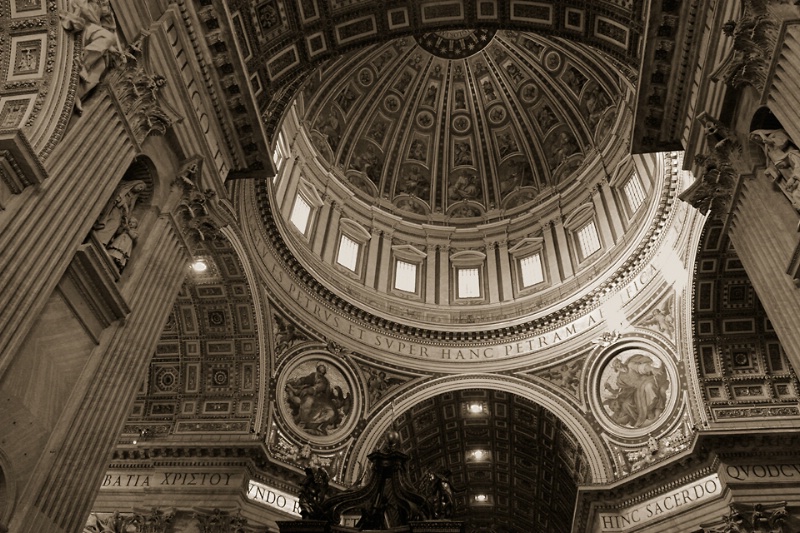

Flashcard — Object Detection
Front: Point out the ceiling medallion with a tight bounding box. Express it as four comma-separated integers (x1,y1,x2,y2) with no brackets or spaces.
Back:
591,342,680,438
279,355,358,444
415,29,497,59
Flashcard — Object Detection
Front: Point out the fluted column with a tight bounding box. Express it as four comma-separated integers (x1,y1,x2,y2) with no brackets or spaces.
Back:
0,90,136,375
729,173,800,373
11,215,190,533
768,24,800,146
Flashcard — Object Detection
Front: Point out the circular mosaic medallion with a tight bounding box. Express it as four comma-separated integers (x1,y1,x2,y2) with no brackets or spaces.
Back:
593,344,678,436
452,115,471,134
416,110,434,129
415,29,497,59
279,356,358,444
487,105,507,125
384,95,400,113
520,83,538,103
544,50,562,72
358,67,374,87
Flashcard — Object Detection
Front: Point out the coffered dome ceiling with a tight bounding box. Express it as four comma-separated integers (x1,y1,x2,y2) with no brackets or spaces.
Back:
300,30,624,221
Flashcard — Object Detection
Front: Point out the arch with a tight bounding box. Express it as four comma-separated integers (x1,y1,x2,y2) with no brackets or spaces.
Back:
750,106,784,132
344,374,612,485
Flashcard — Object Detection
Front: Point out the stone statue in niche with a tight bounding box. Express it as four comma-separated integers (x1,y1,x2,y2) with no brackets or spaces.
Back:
61,0,128,113
600,350,670,429
751,128,800,210
106,216,138,271
94,179,147,246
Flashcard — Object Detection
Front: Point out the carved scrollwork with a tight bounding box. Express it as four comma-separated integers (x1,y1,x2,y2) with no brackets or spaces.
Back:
83,508,174,533
701,501,792,533
173,157,219,244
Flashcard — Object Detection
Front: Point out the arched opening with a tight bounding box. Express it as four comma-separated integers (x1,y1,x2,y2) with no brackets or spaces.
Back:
390,389,588,533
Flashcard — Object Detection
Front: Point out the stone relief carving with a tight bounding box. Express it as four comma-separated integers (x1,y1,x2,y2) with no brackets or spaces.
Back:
362,365,407,405
679,113,742,216
273,313,308,356
639,294,676,337
538,357,584,396
751,128,800,211
61,0,127,113
612,417,694,476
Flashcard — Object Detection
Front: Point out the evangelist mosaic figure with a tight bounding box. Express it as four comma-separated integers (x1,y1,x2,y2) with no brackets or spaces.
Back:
285,362,353,436
600,351,670,429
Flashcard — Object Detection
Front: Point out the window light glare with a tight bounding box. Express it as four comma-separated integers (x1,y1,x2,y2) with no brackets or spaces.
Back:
458,267,480,298
474,494,488,502
577,221,601,258
290,194,312,234
394,260,417,293
191,260,208,272
472,450,486,460
337,235,360,272
468,403,483,414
